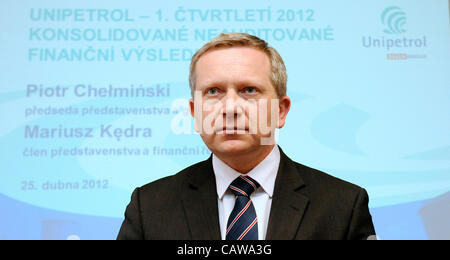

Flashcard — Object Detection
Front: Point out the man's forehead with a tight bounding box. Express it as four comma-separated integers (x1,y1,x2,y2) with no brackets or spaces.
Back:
195,66,271,89
197,46,270,66
196,77,267,89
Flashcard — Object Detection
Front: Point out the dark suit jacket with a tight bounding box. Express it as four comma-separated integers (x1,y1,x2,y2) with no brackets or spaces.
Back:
117,147,376,240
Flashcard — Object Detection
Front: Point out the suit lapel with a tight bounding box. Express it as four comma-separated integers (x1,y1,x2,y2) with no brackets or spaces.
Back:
181,147,309,240
182,156,221,240
265,147,309,240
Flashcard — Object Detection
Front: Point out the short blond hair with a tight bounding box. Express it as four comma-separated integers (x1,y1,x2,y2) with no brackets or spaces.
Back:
189,33,287,98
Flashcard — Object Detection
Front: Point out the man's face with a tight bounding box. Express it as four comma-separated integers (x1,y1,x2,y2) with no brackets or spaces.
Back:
189,46,290,157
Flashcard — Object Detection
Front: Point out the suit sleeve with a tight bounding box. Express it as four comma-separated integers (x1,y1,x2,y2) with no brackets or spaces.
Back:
117,188,145,240
346,188,377,240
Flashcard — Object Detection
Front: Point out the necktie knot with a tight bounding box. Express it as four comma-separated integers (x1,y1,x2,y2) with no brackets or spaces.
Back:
229,176,260,197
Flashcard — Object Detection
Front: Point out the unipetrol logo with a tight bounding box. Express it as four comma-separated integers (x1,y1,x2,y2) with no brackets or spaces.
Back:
362,6,427,60
381,6,406,34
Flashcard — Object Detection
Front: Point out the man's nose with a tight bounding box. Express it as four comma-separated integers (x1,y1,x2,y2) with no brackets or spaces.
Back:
222,90,243,119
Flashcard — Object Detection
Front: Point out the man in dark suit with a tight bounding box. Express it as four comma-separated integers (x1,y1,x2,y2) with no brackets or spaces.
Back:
117,33,376,240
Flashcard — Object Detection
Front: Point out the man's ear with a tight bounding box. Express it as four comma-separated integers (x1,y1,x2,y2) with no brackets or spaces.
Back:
189,98,195,117
190,97,203,133
277,96,291,129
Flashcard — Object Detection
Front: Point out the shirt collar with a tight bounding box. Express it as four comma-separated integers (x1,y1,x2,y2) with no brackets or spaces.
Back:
213,145,280,199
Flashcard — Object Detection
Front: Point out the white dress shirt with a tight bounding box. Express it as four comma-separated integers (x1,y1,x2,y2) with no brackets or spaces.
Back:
212,145,280,240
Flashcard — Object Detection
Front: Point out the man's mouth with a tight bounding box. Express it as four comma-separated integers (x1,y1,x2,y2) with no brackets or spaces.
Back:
216,127,248,134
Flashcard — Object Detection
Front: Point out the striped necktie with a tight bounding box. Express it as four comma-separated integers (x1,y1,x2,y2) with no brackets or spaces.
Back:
226,175,260,240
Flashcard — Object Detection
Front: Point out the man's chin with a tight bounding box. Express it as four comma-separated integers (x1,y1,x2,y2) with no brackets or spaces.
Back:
214,139,254,155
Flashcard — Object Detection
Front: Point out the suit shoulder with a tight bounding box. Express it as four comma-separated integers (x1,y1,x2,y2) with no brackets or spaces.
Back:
292,160,364,194
137,159,207,195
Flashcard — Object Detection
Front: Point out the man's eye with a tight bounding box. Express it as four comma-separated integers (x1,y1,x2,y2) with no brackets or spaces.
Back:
243,87,256,94
206,88,219,95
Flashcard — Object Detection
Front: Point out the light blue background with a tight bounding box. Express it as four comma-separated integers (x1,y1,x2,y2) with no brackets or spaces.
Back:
0,0,449,239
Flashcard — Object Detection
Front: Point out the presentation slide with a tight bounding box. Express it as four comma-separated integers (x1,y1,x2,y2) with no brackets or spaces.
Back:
0,0,449,240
